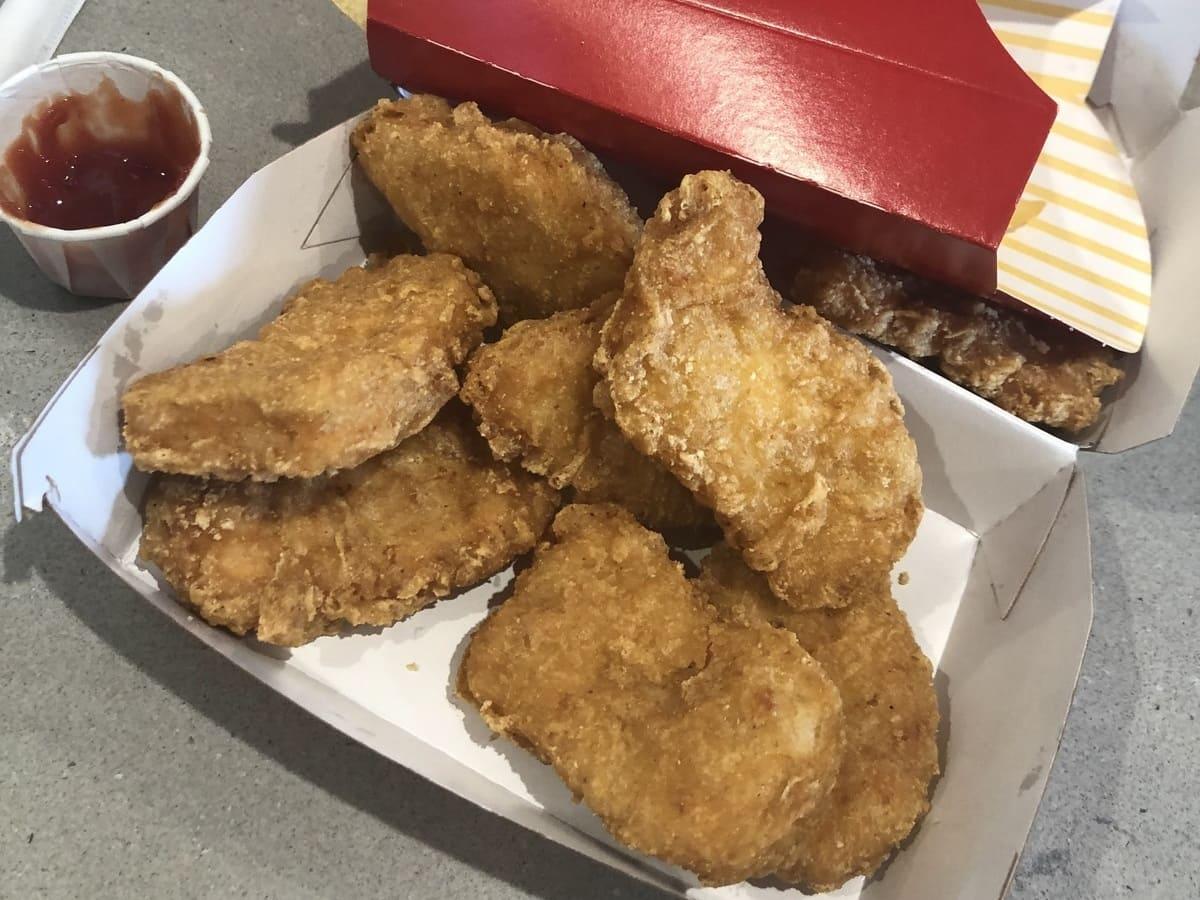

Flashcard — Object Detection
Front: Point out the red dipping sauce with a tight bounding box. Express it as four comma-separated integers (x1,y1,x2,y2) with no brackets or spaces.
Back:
0,76,200,231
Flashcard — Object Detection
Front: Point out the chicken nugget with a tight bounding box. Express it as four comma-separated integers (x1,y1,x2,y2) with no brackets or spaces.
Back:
459,504,844,886
139,408,559,647
789,244,1124,432
351,95,642,324
460,303,713,536
123,254,496,481
597,171,923,609
698,544,940,892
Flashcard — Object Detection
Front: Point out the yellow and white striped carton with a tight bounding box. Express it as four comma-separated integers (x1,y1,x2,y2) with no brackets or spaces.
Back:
983,0,1151,352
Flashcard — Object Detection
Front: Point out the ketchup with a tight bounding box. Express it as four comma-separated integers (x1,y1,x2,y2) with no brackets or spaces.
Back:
0,77,200,231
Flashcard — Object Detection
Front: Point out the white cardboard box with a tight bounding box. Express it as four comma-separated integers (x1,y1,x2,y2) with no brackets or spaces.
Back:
9,4,1199,897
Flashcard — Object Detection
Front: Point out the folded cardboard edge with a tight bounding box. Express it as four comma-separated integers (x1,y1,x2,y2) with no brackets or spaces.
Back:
39,495,690,896
979,463,1076,618
1085,3,1200,452
903,472,1093,899
988,473,1095,898
10,343,101,521
1090,0,1200,161
1094,106,1200,453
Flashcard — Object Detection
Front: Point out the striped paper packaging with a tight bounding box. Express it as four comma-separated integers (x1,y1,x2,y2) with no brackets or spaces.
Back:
984,0,1150,353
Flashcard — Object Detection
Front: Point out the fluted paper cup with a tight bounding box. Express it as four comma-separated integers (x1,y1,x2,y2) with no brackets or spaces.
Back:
0,52,211,299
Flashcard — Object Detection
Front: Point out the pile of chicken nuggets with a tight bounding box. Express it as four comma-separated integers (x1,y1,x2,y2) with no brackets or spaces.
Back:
122,94,943,891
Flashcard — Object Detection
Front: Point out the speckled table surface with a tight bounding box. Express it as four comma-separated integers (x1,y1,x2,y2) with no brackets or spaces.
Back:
1,2,1197,898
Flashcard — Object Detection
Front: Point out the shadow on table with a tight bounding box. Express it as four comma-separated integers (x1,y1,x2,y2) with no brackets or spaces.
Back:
1,509,667,900
272,59,390,147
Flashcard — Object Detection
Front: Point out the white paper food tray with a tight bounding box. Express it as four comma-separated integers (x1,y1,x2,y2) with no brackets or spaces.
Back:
9,3,1200,896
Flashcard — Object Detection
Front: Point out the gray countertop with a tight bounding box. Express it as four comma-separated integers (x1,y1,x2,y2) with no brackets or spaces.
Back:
1,2,1197,898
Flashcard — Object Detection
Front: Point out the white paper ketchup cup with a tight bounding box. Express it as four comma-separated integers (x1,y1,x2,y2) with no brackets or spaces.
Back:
0,52,211,299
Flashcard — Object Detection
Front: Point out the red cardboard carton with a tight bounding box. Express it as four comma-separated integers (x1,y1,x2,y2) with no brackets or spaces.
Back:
366,0,1056,296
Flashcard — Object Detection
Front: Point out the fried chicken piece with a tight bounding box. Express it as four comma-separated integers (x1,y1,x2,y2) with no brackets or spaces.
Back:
460,303,713,536
597,171,923,609
789,245,1124,432
139,408,558,647
698,544,939,892
459,504,845,886
566,425,715,540
351,95,642,324
122,255,496,481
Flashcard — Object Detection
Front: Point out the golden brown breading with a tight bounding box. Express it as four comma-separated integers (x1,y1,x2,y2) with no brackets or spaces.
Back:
139,409,559,647
566,424,715,540
462,306,603,485
789,245,1124,432
698,544,939,892
122,255,496,481
460,303,713,535
597,171,923,609
351,95,643,325
459,505,845,886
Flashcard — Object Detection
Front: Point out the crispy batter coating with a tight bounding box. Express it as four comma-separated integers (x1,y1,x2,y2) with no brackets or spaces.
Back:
122,255,496,481
459,505,845,886
460,303,713,536
789,245,1124,432
597,172,923,609
698,545,939,892
139,409,559,647
351,95,642,324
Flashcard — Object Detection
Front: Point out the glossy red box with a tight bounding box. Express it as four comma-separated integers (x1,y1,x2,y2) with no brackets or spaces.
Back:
366,0,1055,296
